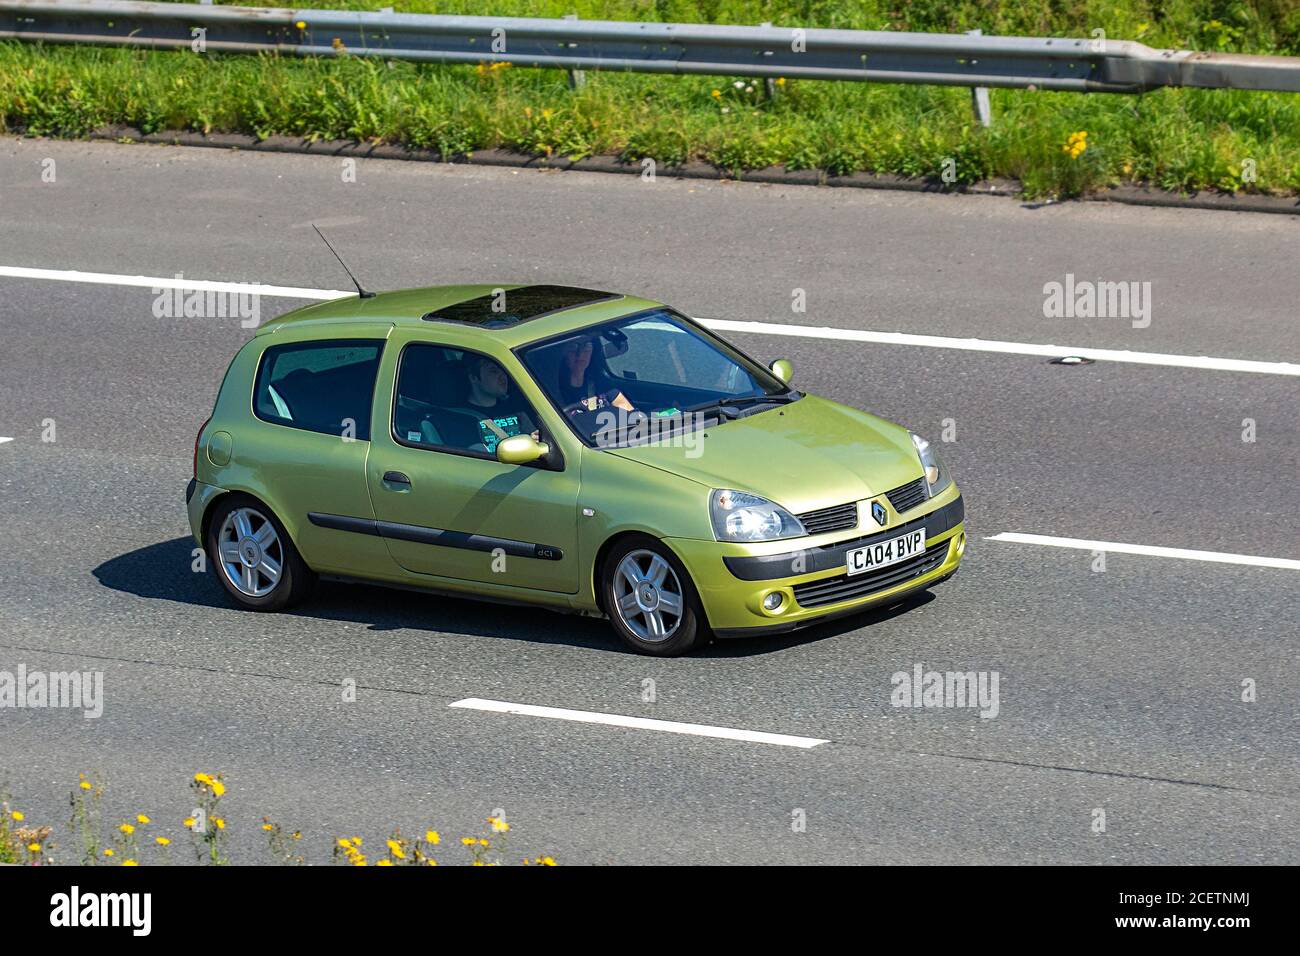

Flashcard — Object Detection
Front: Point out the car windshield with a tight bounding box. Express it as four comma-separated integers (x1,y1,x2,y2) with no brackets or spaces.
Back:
518,309,794,448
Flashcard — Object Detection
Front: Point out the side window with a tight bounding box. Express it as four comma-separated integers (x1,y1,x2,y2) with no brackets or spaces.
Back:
393,344,540,456
253,339,383,440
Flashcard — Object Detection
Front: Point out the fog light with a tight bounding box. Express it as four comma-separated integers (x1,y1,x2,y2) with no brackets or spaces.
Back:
763,591,784,612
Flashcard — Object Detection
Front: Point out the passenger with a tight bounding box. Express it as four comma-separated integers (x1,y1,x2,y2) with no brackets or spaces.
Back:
460,355,538,452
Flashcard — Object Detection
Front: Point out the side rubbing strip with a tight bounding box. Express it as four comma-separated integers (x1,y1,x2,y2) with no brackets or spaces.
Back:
307,512,563,561
308,512,381,536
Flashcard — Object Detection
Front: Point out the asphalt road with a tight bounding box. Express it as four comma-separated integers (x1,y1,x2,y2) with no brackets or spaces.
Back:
0,137,1297,865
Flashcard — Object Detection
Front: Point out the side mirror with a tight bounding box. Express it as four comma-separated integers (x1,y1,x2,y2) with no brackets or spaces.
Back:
769,358,793,385
496,434,549,465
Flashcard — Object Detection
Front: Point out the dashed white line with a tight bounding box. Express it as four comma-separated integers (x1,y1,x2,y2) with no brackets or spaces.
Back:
0,437,13,445
449,698,830,749
986,532,1300,571
4,264,1298,377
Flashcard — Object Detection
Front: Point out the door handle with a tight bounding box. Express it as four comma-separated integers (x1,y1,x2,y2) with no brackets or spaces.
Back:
382,471,411,487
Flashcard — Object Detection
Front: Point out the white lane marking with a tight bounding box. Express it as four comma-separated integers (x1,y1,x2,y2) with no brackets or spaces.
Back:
703,319,1300,377
3,265,1298,376
986,532,1300,571
0,437,13,444
449,697,829,749
0,265,343,301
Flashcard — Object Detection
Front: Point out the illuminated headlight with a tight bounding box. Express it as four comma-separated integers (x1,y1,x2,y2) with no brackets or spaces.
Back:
910,433,953,496
710,489,805,542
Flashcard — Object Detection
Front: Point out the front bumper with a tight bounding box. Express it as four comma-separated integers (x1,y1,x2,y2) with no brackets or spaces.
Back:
667,490,965,637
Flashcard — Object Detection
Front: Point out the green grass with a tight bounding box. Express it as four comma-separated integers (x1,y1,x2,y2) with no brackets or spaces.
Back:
2,0,1299,197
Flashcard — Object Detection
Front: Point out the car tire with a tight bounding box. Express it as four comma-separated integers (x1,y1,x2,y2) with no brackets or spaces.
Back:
206,494,315,612
601,536,708,656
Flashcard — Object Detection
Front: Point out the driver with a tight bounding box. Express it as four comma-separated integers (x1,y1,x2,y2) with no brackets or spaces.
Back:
557,335,634,415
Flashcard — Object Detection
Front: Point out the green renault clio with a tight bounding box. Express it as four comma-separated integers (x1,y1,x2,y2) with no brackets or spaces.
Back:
187,284,965,656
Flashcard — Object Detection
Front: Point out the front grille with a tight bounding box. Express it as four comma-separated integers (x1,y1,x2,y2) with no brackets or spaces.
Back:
795,501,858,535
791,542,948,609
885,477,928,514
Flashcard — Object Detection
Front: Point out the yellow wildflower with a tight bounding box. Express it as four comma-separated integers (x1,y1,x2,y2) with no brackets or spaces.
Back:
123,860,138,866
137,814,150,825
10,811,23,822
79,780,91,791
156,837,171,846
119,823,135,835
425,830,440,845
27,842,41,852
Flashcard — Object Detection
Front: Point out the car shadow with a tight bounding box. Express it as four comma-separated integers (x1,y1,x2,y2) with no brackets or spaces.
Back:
698,590,936,658
94,536,936,658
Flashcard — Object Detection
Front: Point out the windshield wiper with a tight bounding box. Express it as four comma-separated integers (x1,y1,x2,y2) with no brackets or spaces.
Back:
685,392,798,416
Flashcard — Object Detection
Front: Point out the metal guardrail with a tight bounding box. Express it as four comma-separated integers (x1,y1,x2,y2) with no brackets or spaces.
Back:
2,0,1299,125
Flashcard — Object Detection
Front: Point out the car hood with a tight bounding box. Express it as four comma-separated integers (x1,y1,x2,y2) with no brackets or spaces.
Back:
607,394,925,514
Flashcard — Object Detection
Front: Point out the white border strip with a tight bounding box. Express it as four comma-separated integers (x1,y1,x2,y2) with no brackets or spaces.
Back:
702,319,1300,377
0,265,344,301
986,532,1300,570
449,697,829,748
4,264,1297,376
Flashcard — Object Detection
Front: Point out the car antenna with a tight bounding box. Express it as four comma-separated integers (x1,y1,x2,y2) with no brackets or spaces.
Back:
313,224,375,298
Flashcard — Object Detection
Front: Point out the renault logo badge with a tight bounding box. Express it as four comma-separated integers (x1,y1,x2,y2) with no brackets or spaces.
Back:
871,501,888,526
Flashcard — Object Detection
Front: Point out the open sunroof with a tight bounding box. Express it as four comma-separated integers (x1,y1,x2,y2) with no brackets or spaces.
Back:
421,285,622,329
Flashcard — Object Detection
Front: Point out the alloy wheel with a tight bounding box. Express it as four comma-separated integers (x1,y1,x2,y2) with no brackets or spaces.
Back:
216,507,283,598
612,549,685,642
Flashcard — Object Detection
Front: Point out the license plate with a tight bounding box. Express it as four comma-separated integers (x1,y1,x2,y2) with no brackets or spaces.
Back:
846,529,926,575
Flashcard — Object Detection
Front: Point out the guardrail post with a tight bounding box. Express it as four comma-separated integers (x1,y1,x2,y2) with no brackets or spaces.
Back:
760,22,777,100
966,29,992,127
564,13,586,89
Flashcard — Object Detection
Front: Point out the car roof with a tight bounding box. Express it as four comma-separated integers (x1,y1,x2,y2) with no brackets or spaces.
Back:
257,283,666,349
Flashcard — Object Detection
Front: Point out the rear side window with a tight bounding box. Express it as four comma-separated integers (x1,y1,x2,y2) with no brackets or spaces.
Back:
253,339,383,440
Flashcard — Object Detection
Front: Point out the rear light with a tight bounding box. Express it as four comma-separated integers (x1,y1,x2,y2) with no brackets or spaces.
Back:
193,418,210,478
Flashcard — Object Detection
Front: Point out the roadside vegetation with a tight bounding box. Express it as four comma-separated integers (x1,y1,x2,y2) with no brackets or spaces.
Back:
2,772,556,866
2,0,1299,197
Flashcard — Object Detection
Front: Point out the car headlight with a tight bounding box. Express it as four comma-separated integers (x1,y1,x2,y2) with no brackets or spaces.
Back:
709,489,806,542
911,433,952,497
